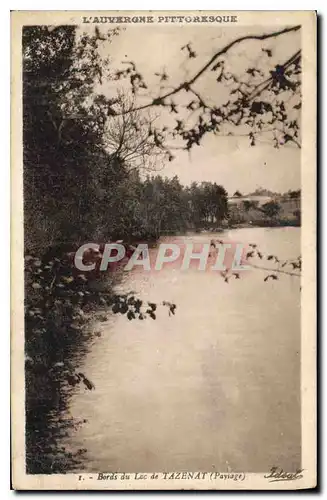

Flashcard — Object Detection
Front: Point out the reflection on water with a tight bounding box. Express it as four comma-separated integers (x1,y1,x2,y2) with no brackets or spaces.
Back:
62,228,301,472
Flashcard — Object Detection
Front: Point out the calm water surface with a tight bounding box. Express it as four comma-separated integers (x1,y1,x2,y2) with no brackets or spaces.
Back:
63,227,301,472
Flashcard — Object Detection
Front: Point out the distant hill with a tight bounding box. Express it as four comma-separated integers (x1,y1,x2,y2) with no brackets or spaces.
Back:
228,187,301,228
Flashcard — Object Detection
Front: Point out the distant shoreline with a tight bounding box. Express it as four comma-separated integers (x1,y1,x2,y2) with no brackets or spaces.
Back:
161,221,301,235
226,220,301,230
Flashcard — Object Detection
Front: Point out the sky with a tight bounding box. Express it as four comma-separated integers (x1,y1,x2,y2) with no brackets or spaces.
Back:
88,23,301,195
162,134,300,195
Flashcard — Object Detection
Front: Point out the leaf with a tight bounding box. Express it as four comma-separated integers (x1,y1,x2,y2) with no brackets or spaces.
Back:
62,276,74,284
262,48,272,57
69,323,79,330
112,303,120,314
127,310,136,321
120,303,128,314
82,376,95,390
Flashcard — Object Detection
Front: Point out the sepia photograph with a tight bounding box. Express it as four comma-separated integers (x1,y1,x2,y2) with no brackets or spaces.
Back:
11,10,316,490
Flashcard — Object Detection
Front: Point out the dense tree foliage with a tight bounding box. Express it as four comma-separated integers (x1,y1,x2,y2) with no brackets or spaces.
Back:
23,26,231,250
260,200,282,219
23,26,142,250
23,23,301,251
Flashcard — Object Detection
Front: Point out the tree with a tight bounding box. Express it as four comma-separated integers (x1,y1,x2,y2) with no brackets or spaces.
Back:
185,182,228,228
289,189,301,199
261,201,281,219
22,26,177,473
242,200,259,212
23,25,302,251
23,26,164,250
104,93,165,172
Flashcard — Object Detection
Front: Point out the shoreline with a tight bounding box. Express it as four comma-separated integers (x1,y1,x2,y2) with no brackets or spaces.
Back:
158,222,301,236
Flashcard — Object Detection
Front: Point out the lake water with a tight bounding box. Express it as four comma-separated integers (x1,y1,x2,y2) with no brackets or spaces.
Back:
63,227,301,473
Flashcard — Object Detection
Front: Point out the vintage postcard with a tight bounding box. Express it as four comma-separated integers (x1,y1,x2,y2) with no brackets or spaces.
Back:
11,10,316,490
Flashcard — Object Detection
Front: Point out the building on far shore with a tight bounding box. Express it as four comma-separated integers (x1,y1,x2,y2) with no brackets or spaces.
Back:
227,189,301,225
228,193,273,208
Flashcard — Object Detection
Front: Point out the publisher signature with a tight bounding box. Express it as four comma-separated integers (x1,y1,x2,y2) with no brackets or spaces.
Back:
264,466,304,482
